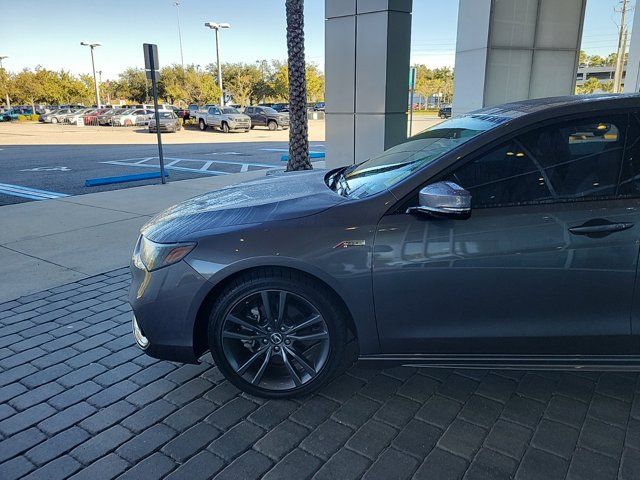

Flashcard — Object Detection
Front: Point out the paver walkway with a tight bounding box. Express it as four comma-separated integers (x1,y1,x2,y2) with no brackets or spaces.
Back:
0,269,639,479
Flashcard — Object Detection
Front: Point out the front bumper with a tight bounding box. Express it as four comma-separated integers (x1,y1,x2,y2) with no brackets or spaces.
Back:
229,120,251,130
149,124,178,132
129,258,212,363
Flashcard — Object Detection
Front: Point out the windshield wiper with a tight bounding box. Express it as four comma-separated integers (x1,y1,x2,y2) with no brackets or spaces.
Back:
329,164,359,196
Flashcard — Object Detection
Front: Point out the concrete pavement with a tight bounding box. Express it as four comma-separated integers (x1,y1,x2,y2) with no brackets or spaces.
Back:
0,168,274,303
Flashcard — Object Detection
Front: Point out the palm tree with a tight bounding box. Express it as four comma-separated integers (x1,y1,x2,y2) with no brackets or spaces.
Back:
285,0,312,171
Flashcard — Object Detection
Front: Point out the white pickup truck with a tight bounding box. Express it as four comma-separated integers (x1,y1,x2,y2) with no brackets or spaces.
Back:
193,105,251,133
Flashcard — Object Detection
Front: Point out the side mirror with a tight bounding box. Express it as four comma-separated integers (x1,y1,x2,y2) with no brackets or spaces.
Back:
408,181,471,219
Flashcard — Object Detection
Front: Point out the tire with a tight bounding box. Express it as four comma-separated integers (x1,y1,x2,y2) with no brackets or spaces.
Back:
52,117,58,124
208,269,348,398
268,120,277,131
221,122,230,133
199,119,207,131
250,125,255,129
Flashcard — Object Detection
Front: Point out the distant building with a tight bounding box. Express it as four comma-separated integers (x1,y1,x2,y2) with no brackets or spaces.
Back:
575,65,625,89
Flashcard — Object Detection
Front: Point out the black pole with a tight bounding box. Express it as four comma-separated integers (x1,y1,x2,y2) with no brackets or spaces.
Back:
147,46,166,184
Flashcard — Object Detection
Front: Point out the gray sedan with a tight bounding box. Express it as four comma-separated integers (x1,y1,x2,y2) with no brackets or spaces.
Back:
130,94,640,398
148,111,181,133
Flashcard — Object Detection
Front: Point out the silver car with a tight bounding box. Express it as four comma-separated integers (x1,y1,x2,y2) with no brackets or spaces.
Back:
148,111,182,133
196,106,251,133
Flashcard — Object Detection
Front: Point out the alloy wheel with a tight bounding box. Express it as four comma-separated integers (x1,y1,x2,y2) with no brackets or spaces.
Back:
221,289,330,391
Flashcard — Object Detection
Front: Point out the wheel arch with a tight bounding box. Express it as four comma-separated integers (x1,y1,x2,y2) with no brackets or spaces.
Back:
192,265,359,358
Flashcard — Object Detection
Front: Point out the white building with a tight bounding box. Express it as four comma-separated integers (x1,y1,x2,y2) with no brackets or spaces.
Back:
324,0,640,168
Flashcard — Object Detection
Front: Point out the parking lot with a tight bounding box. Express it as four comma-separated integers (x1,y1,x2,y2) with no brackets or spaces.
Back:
0,121,327,205
0,116,442,204
0,117,439,206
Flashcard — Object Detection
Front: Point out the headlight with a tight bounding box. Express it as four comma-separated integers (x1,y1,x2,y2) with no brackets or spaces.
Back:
133,235,196,271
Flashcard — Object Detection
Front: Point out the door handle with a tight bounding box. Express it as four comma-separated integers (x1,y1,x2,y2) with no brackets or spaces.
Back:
569,219,634,238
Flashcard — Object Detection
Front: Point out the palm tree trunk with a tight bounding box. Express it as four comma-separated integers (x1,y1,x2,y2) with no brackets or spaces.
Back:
285,0,311,171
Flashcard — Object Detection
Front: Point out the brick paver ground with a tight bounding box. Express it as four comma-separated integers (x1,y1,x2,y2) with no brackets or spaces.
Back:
1,267,640,479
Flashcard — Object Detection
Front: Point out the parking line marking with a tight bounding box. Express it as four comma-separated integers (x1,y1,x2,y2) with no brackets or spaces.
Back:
102,160,230,176
204,151,243,156
0,183,69,200
200,161,214,171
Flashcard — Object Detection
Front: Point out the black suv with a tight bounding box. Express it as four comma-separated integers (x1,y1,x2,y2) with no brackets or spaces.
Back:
245,106,290,131
438,105,452,119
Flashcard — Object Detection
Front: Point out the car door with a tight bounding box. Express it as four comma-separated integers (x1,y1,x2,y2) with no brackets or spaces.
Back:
210,107,222,127
373,113,640,355
245,107,254,124
256,108,268,126
206,107,216,126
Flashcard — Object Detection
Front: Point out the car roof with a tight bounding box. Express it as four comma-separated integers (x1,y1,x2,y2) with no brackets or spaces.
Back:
470,94,640,121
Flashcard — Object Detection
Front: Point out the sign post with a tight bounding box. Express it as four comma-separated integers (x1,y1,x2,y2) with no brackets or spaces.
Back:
144,43,166,184
408,67,417,137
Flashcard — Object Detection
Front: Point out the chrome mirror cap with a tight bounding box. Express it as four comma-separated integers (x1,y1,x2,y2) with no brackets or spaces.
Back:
409,181,471,217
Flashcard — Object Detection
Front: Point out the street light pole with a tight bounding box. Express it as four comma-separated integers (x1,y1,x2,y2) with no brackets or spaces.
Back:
0,55,10,109
175,1,185,69
205,22,230,106
80,42,102,108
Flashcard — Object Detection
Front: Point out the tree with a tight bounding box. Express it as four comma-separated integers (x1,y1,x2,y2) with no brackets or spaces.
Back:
222,63,262,106
305,64,324,102
285,0,311,171
13,70,39,112
271,61,289,101
0,68,11,107
159,65,189,105
183,66,221,105
576,77,607,94
114,68,148,103
414,65,454,107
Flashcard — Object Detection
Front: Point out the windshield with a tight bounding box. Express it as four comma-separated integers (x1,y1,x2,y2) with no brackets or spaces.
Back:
221,107,239,114
158,112,175,119
332,115,507,199
262,107,278,114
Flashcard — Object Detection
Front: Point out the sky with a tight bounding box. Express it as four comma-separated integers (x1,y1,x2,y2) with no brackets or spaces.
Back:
0,0,631,79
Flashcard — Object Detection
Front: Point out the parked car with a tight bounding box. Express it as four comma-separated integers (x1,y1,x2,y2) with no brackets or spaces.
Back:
194,105,251,133
97,108,125,126
130,94,640,398
438,105,452,119
187,104,199,121
271,103,290,113
84,108,111,125
313,102,326,112
1,107,33,121
148,111,182,133
65,108,96,124
1,109,19,122
245,106,289,131
42,108,75,124
112,108,154,127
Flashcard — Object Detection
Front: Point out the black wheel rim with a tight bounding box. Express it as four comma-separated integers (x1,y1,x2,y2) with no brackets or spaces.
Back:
221,289,330,391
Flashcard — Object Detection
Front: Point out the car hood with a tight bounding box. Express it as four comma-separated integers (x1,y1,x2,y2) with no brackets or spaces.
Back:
141,169,345,243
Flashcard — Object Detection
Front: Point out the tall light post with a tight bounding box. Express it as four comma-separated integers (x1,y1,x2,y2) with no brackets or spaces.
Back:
175,1,185,69
80,42,102,108
204,22,230,106
0,55,9,109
